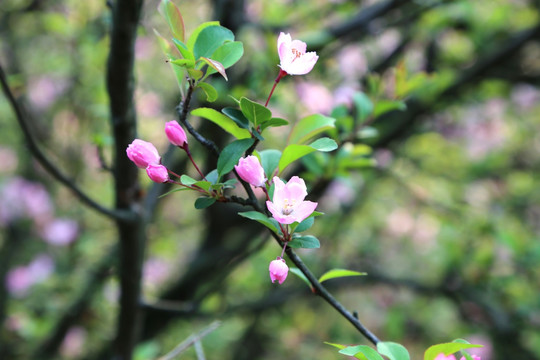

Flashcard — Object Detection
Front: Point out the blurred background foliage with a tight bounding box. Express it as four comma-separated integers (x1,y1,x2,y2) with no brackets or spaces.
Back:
1,0,540,359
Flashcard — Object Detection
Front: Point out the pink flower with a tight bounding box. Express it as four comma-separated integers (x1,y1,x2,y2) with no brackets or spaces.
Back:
277,32,319,75
434,355,456,360
41,218,79,246
269,257,289,284
146,164,169,183
266,176,317,225
165,120,188,147
234,156,267,187
126,139,161,169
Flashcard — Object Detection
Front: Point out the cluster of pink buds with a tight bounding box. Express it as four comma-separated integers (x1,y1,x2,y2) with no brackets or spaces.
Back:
126,120,189,183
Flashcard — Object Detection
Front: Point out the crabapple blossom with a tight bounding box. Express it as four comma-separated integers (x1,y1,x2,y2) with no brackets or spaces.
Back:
266,176,317,225
277,32,319,76
234,156,267,187
146,164,169,183
269,257,289,284
126,139,161,169
165,120,188,148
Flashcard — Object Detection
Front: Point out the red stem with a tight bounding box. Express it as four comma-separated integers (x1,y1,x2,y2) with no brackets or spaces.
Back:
265,69,287,107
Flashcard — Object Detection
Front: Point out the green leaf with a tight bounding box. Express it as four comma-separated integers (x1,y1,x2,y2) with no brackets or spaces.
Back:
197,82,218,102
318,269,367,283
217,138,255,178
193,180,212,192
206,169,219,184
352,92,373,123
170,58,195,68
187,21,220,52
192,25,234,59
259,149,281,179
288,114,336,145
373,100,407,118
180,174,197,185
357,126,379,139
292,216,314,233
154,29,175,58
278,137,337,174
289,268,311,288
288,235,320,249
187,68,203,80
191,107,251,139
238,211,280,234
207,41,244,76
339,345,384,360
194,197,216,209
240,97,272,127
172,38,195,60
377,342,410,360
158,187,191,198
260,117,288,131
222,107,250,130
158,0,185,42
424,342,482,360
199,57,228,81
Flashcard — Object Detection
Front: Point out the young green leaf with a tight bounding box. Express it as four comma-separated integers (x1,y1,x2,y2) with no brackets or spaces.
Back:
216,138,255,178
170,58,195,68
193,25,234,59
258,149,281,179
288,114,336,145
187,21,220,51
373,99,407,118
158,0,185,42
377,342,410,360
260,117,288,131
278,137,337,174
289,268,311,288
318,269,367,283
339,345,385,360
194,197,216,209
238,211,280,234
199,57,228,81
287,235,320,249
291,216,314,233
222,107,250,130
424,343,482,360
180,174,197,185
207,41,244,75
240,97,272,127
197,82,218,102
191,107,251,139
172,38,195,60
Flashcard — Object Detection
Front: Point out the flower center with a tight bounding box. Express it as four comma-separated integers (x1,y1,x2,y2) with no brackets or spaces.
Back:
282,198,296,215
291,48,303,60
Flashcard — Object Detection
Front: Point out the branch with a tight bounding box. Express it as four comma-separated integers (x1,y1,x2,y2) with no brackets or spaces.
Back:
0,63,135,223
157,321,221,360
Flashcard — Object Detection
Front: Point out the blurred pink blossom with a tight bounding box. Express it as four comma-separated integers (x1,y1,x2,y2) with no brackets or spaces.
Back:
60,326,87,358
143,257,171,287
337,44,367,79
41,218,79,246
296,82,334,114
269,257,288,284
266,176,317,225
28,76,68,110
511,83,540,110
277,32,319,75
5,254,54,297
0,147,18,174
0,177,53,226
136,91,162,117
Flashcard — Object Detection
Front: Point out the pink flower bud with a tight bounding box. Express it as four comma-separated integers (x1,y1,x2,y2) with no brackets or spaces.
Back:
146,164,169,183
277,32,319,76
269,257,289,284
165,120,188,147
234,156,267,187
126,139,161,169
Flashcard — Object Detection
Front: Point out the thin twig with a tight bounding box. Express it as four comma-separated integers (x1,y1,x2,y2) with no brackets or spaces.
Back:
0,63,135,223
157,321,221,360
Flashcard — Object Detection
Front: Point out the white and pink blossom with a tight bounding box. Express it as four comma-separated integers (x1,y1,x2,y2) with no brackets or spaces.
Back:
277,32,318,76
266,176,317,225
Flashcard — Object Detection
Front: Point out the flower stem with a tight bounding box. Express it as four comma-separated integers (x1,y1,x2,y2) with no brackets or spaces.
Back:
280,241,287,258
265,69,287,107
185,146,207,181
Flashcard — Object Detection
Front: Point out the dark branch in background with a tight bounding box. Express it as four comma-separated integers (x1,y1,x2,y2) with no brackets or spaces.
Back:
158,321,221,360
105,0,145,358
0,64,135,223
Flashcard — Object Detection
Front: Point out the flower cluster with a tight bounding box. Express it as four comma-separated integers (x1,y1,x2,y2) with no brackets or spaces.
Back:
126,121,189,183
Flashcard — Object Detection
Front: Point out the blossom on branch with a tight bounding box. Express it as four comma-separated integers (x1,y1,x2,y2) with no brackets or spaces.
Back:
126,139,161,169
277,32,319,76
146,164,169,183
266,176,317,225
234,156,267,187
269,257,289,284
165,120,188,148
